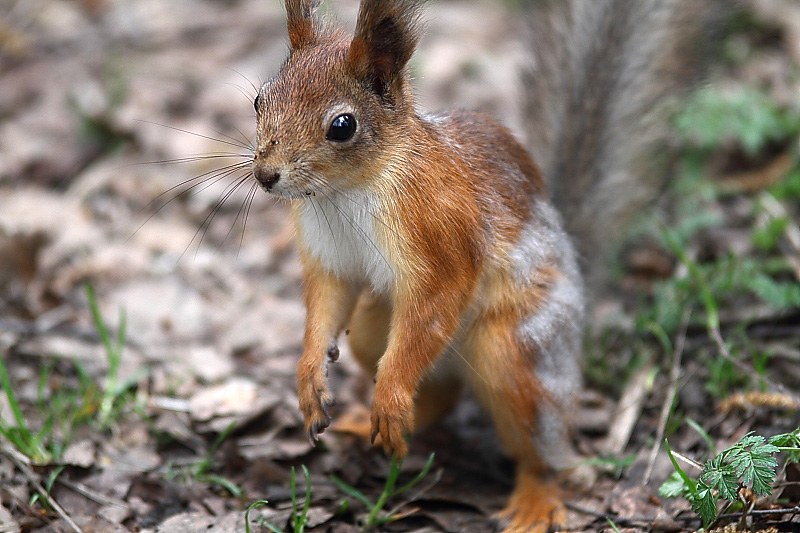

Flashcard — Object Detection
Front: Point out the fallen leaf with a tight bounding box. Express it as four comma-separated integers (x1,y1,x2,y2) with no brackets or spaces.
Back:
62,439,96,469
189,378,282,433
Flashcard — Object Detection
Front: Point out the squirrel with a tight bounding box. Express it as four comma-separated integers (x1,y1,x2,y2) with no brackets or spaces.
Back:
251,0,713,531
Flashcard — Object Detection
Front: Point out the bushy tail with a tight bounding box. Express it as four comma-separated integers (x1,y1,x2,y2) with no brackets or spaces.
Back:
522,0,723,280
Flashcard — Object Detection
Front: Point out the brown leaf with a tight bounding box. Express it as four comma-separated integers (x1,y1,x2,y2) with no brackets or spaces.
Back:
62,439,97,469
0,502,20,533
190,378,281,434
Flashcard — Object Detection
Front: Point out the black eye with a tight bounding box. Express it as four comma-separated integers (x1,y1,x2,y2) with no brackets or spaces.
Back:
326,114,356,142
254,93,261,114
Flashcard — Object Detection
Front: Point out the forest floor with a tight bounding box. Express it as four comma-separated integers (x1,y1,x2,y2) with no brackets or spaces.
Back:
1,0,799,531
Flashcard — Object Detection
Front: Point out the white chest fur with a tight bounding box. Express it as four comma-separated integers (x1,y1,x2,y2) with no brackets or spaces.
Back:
296,191,394,293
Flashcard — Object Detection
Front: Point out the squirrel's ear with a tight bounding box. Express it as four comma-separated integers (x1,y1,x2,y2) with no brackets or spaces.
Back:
346,0,422,99
285,0,320,50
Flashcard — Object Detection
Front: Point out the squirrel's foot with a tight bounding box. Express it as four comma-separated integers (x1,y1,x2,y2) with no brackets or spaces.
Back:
297,367,333,443
493,469,565,533
370,382,413,457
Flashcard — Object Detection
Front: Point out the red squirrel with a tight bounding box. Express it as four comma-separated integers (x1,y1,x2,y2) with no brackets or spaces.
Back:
251,1,709,530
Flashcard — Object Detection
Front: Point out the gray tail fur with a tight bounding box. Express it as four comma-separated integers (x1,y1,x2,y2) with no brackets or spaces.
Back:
522,0,724,283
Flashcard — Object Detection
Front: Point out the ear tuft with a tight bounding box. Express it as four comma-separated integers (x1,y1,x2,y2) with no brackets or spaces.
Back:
285,0,321,50
347,0,422,98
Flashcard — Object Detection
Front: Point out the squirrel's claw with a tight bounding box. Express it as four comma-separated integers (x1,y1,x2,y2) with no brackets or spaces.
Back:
297,366,334,446
370,383,412,458
306,415,330,445
302,399,331,445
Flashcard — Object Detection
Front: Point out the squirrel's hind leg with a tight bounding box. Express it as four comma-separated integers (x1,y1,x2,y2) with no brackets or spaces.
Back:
461,275,581,532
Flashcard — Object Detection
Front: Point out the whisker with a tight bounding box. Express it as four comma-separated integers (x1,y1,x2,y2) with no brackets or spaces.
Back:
188,163,252,198
308,195,342,268
135,119,255,152
182,173,251,261
120,153,251,170
222,173,256,249
308,182,395,278
208,124,255,152
127,161,251,242
137,154,252,166
225,67,260,97
301,168,404,242
226,83,258,106
238,182,259,257
450,344,489,386
146,161,250,209
229,123,256,152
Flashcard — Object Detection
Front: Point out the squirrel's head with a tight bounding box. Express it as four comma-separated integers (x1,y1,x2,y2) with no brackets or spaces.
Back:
252,0,421,198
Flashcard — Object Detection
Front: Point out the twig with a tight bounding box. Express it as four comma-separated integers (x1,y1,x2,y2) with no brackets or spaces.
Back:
602,360,655,455
0,445,83,533
716,505,800,520
709,326,794,399
670,449,703,471
564,502,653,525
563,502,745,529
56,477,128,508
643,310,690,485
386,467,443,518
662,225,797,401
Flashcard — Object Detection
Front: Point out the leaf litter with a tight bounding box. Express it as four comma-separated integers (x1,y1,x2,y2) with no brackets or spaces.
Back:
0,0,799,531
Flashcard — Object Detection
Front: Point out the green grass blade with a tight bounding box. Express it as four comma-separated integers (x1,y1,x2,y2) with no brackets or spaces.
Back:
245,500,270,533
290,466,297,526
646,322,673,356
0,356,29,434
0,356,44,460
85,284,115,361
686,418,716,457
114,308,126,363
366,454,402,526
210,421,237,454
202,475,242,497
606,517,622,533
297,464,311,533
661,227,719,331
330,475,374,508
391,452,435,498
664,439,696,493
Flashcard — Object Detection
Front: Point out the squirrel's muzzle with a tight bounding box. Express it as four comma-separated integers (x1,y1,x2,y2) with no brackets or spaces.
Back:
253,164,280,190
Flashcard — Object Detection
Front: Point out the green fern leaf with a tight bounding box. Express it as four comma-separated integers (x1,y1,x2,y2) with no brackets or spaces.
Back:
690,482,718,526
659,471,688,498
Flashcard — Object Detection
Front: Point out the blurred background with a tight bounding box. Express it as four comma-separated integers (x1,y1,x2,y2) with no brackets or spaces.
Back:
0,0,798,531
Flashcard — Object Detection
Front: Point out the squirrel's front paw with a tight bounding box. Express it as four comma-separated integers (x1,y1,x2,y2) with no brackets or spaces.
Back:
297,368,333,443
370,383,413,457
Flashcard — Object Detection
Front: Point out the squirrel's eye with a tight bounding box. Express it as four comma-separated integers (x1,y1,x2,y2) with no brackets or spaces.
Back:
254,94,261,114
326,114,356,142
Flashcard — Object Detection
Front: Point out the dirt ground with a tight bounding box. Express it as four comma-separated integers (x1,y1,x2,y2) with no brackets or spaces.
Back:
1,0,799,532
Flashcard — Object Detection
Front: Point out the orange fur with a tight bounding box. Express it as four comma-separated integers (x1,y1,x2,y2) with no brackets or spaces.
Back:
295,253,358,440
496,468,566,533
255,2,582,531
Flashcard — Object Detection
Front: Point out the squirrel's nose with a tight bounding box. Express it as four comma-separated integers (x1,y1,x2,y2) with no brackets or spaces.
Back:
253,165,280,190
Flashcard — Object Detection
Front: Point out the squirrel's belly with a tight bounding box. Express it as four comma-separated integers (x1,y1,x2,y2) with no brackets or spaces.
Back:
295,193,394,293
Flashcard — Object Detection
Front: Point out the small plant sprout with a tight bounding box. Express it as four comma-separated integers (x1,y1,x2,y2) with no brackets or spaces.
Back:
290,465,312,533
85,283,128,427
190,421,242,497
245,466,312,533
0,285,135,464
0,356,51,463
330,453,436,528
660,428,800,526
245,500,270,533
